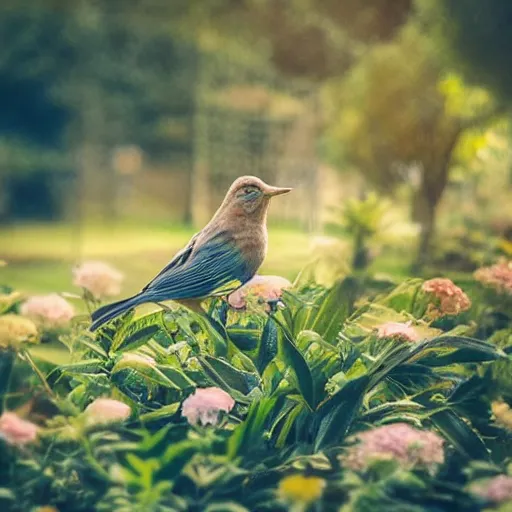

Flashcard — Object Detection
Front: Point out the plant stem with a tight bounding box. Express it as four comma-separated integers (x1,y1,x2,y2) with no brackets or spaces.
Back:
21,349,56,399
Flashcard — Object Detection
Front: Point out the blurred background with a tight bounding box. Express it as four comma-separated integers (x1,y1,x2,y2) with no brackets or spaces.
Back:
1,0,511,296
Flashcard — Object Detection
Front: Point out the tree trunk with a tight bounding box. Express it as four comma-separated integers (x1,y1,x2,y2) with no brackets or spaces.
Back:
413,196,436,272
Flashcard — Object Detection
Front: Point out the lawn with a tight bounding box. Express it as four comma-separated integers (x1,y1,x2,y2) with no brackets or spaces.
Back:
0,221,317,296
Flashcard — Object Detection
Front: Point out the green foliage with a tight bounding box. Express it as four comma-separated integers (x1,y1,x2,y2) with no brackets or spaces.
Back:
1,272,512,511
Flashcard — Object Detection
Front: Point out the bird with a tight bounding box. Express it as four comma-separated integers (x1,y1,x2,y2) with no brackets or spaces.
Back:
90,176,292,331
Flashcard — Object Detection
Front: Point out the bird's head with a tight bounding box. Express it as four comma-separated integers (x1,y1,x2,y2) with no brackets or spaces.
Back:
224,176,292,215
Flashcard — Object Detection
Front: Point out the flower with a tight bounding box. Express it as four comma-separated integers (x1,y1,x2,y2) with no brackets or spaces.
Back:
181,387,235,426
84,398,131,426
422,278,471,318
492,401,512,430
20,294,75,327
376,321,420,342
342,423,444,473
278,474,326,505
72,261,123,299
0,412,38,446
474,259,512,295
228,275,292,310
0,314,38,349
471,475,512,503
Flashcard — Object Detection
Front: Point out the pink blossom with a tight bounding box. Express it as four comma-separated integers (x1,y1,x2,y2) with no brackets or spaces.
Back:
84,398,131,426
181,387,235,426
0,412,38,446
228,275,292,310
422,278,471,318
474,259,512,295
342,423,444,472
472,475,512,503
73,261,124,299
376,321,420,342
20,294,75,327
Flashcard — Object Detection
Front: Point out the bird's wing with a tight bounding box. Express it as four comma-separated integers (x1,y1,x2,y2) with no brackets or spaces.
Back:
142,233,199,292
142,232,252,301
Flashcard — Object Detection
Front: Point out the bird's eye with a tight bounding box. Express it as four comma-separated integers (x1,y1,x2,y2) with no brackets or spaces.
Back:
243,187,253,195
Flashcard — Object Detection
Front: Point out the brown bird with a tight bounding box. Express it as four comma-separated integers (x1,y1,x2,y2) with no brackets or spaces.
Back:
90,176,292,331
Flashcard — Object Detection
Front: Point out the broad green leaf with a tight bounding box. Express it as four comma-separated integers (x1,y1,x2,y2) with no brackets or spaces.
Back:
275,319,315,409
198,355,259,395
315,375,370,450
275,402,304,448
256,318,278,374
139,404,181,423
228,397,277,458
430,409,489,460
111,312,164,353
310,277,356,343
159,439,202,480
58,359,105,375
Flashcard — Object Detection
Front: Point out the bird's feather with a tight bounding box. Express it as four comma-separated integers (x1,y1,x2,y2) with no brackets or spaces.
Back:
142,232,253,302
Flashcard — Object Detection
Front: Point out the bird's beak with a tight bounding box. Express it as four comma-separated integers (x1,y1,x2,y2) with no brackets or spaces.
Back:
265,186,293,197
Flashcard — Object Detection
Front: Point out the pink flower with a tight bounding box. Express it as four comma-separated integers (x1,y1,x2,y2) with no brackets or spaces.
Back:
73,261,123,299
376,321,420,342
20,294,75,327
181,387,235,426
84,398,131,426
0,412,38,446
472,475,512,503
474,259,512,295
422,278,471,318
228,275,292,310
342,423,444,472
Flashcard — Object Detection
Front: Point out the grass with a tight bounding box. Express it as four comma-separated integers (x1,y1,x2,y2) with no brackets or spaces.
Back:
0,221,316,296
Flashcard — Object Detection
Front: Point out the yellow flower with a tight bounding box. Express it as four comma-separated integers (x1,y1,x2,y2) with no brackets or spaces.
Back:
492,401,512,430
0,314,38,350
278,474,326,505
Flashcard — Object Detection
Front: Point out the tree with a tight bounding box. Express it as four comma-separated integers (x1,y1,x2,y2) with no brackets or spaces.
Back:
437,0,512,104
324,23,502,270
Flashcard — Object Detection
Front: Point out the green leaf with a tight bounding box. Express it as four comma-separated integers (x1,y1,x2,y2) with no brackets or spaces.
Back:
139,403,181,423
275,319,315,409
314,375,370,450
430,409,489,460
256,318,278,374
275,402,304,448
228,397,277,458
159,439,202,479
111,312,164,353
198,356,259,396
58,359,105,375
310,277,356,343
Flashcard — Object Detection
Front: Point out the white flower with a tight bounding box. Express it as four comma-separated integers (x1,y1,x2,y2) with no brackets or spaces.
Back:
20,294,75,327
73,261,123,300
84,398,131,426
181,387,235,426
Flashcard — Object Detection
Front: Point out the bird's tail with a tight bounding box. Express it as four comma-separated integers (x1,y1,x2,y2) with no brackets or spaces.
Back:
90,294,143,332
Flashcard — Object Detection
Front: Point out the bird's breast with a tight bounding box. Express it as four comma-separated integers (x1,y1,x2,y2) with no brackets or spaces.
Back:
234,225,267,276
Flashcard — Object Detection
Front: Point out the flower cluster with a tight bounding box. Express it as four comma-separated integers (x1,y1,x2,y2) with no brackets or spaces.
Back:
0,314,38,349
342,423,444,472
474,259,512,295
0,412,38,446
72,261,123,300
20,294,75,328
471,475,512,503
278,474,326,505
376,321,420,342
422,278,471,319
181,387,235,426
84,398,131,426
492,401,512,430
228,275,292,311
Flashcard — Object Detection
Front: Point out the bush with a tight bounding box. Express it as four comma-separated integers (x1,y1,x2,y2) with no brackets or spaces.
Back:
0,266,511,511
